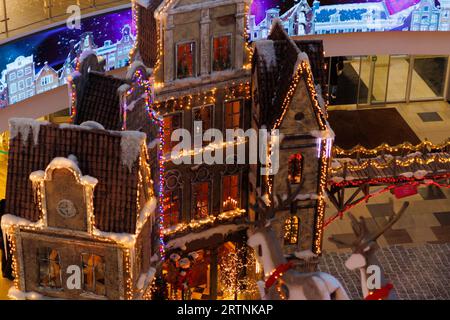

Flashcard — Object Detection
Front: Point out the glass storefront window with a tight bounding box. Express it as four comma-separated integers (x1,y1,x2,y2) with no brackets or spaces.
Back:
387,55,409,102
410,56,448,100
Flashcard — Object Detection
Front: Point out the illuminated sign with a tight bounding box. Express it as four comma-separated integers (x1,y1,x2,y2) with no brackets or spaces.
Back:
0,8,135,109
249,0,450,41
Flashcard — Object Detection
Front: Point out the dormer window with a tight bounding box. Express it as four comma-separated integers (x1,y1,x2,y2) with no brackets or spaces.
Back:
212,35,232,72
176,41,196,79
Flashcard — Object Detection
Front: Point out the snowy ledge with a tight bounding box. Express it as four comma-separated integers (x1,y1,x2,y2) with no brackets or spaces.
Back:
166,223,247,251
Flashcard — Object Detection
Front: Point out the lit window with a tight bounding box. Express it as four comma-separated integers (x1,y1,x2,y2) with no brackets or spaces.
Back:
38,247,62,289
288,154,303,184
222,175,239,211
163,112,182,155
176,42,195,79
224,100,241,130
193,105,213,146
25,66,32,75
212,35,232,72
284,216,299,245
17,70,23,78
82,253,106,296
192,182,209,220
163,188,181,227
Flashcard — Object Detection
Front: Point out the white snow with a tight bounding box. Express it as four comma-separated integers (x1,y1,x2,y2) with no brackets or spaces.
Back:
254,40,277,68
120,131,146,172
9,118,49,145
80,121,105,130
118,83,131,95
261,194,271,206
1,214,42,230
46,157,81,175
136,267,156,290
400,172,413,178
126,60,148,80
315,84,326,109
135,197,157,233
345,176,356,181
294,250,318,260
166,224,247,250
413,170,429,179
92,228,136,247
8,287,50,300
29,170,45,182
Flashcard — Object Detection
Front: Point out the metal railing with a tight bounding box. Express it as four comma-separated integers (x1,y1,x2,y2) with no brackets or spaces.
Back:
0,0,128,38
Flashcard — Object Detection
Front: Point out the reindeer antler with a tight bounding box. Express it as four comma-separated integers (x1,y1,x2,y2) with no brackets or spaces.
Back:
329,201,409,249
255,178,305,223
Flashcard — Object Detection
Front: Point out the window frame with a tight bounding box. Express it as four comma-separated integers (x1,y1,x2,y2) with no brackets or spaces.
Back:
163,187,182,228
211,33,233,73
162,111,183,156
175,40,197,80
37,247,62,290
223,98,243,131
81,253,106,297
191,181,211,220
192,104,214,146
284,216,299,245
221,174,241,212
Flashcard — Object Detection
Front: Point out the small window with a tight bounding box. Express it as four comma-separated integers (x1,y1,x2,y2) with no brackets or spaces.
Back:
25,66,32,75
163,188,182,227
193,105,213,146
18,80,25,90
38,247,62,289
26,77,33,87
17,70,23,78
288,154,303,184
224,100,241,130
10,83,17,94
222,175,239,211
212,35,232,72
163,112,182,155
176,42,195,79
284,216,299,245
82,253,106,296
192,182,210,220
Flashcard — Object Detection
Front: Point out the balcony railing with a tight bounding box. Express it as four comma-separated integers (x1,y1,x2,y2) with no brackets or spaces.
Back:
0,0,128,39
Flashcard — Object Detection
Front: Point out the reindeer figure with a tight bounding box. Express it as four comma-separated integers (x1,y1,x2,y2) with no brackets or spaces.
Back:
247,180,350,300
329,200,410,300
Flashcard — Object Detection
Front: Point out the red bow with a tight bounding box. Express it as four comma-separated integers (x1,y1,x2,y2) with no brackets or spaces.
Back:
365,283,394,300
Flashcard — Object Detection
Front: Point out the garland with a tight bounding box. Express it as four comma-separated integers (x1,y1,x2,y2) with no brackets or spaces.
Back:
265,262,294,289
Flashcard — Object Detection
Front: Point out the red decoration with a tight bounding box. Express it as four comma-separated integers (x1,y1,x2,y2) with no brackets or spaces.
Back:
393,184,418,199
265,262,294,289
365,283,394,300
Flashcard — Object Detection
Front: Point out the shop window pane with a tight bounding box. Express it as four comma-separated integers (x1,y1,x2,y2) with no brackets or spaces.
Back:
224,100,241,129
193,105,213,146
212,35,231,72
163,112,182,155
329,56,362,105
177,42,195,79
410,56,448,100
38,247,62,289
164,188,182,227
222,175,239,211
387,55,409,102
372,55,390,104
82,253,106,296
192,182,209,219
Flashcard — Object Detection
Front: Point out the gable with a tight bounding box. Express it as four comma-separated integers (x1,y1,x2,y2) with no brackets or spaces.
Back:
279,76,320,135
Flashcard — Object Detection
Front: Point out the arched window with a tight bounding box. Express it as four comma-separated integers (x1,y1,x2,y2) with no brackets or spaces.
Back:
284,216,299,245
288,154,303,184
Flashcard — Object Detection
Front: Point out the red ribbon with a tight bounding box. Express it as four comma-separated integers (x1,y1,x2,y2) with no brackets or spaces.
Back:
364,283,394,300
265,262,294,289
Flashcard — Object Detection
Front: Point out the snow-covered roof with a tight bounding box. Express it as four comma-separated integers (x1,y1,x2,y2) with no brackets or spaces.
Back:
6,55,34,71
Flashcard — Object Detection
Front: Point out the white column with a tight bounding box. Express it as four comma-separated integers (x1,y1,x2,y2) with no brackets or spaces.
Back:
200,9,211,77
164,15,175,82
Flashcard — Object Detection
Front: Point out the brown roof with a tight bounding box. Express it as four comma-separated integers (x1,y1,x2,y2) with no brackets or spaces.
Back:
5,119,149,234
253,20,327,129
137,0,163,68
294,40,328,97
73,72,126,131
